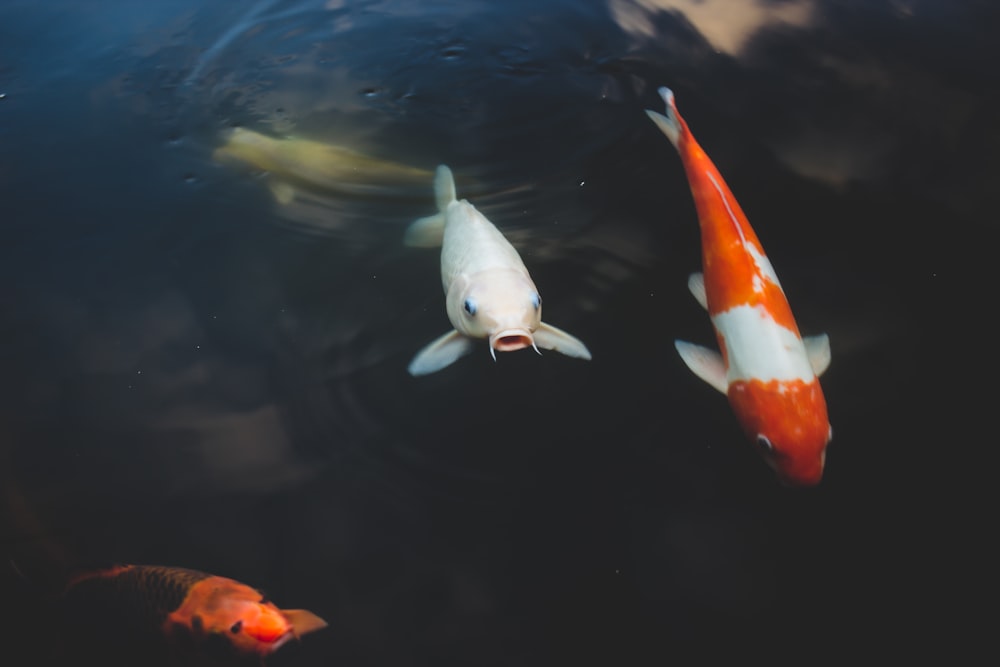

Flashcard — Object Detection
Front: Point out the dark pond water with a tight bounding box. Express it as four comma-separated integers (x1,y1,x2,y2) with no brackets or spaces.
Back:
1,0,993,664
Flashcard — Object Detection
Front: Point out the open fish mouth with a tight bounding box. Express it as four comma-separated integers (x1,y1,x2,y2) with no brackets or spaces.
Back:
264,631,296,653
489,329,536,354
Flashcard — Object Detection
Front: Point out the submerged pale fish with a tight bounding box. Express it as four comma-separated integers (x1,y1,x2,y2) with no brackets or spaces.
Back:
213,127,433,202
404,165,591,376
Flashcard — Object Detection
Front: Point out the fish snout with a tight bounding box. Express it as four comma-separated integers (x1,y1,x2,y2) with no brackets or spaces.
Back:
778,468,823,488
489,329,535,353
776,450,826,487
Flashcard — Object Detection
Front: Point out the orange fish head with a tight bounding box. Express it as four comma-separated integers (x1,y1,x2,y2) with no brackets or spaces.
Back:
728,379,831,487
215,597,328,655
223,599,297,654
169,578,328,657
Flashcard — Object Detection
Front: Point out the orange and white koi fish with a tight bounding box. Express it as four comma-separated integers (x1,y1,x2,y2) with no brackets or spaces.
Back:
646,87,832,486
404,164,591,376
63,564,327,661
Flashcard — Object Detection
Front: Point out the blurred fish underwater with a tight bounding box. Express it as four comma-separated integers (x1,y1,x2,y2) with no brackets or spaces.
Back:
21,561,327,666
213,127,434,202
1,0,994,664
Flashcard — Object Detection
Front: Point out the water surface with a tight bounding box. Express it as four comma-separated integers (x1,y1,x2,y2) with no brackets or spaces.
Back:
1,0,992,664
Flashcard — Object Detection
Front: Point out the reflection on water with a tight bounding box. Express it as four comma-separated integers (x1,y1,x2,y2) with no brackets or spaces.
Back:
0,0,991,663
609,0,816,56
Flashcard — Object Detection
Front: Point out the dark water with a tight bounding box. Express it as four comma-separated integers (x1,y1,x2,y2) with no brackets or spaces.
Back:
0,0,993,664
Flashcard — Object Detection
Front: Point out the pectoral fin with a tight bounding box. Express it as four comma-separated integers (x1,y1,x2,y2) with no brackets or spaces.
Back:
674,340,728,394
408,330,474,376
268,180,296,205
281,609,328,638
533,322,592,360
403,213,446,248
687,273,708,310
804,334,831,376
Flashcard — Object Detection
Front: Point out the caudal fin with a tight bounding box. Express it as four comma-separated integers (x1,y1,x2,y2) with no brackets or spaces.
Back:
644,86,682,147
434,164,457,211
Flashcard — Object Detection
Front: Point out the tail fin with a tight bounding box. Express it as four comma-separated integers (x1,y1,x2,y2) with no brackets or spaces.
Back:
434,164,457,211
644,86,682,147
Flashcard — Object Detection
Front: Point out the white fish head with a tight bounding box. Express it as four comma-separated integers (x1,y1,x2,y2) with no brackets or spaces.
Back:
446,269,542,354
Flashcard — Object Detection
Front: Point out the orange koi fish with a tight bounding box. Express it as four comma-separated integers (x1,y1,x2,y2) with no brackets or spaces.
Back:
646,87,832,486
62,564,327,662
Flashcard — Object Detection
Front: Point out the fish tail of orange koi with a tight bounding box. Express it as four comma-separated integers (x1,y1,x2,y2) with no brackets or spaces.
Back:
644,86,683,147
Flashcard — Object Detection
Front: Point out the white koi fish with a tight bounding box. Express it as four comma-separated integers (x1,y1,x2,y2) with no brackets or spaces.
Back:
646,87,832,486
404,165,592,376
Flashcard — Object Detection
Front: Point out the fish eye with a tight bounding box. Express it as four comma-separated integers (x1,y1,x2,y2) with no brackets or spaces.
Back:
755,435,774,453
230,620,243,634
463,298,477,316
530,293,541,310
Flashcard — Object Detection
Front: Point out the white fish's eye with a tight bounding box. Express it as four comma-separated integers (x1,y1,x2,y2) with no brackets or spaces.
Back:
755,435,774,453
530,292,541,310
463,298,477,316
